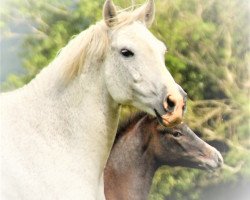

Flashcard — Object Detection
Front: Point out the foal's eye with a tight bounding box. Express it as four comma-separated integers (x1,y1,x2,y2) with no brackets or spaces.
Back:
120,48,134,57
172,131,182,137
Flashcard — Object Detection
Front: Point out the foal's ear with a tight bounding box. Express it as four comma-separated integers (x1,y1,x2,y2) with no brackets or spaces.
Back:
103,0,117,27
136,0,155,27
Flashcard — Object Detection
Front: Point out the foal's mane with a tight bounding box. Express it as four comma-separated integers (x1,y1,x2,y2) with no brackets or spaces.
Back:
115,112,147,144
49,5,147,83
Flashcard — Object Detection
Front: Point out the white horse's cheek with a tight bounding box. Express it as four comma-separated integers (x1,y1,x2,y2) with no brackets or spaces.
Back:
132,70,142,83
104,66,133,104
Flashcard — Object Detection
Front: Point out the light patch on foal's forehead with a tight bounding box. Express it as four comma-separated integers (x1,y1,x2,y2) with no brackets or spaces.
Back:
113,21,166,53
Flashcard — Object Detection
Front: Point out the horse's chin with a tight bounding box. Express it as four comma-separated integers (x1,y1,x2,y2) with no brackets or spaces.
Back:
154,109,181,128
198,162,220,172
199,158,223,172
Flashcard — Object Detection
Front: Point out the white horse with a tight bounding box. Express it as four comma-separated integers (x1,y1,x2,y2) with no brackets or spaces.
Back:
0,0,187,199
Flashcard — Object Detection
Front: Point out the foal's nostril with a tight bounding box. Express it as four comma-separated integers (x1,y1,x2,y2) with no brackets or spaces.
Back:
166,95,175,109
217,152,224,166
213,150,224,168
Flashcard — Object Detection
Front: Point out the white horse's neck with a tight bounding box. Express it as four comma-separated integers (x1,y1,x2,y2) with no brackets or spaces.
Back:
3,60,120,199
38,60,120,165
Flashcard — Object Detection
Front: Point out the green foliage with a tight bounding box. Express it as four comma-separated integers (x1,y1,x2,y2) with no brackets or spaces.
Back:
150,167,201,200
1,0,249,199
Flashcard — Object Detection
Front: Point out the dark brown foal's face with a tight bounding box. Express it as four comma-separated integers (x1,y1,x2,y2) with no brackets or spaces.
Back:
151,122,223,171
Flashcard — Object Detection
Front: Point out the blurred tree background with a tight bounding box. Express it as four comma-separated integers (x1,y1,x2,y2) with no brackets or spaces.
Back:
1,0,249,199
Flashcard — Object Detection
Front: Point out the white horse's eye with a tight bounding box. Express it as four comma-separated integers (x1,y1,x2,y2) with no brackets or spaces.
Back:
120,48,134,57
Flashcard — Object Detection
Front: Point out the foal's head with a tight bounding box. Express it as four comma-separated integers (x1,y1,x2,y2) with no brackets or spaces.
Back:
143,117,223,170
102,0,186,127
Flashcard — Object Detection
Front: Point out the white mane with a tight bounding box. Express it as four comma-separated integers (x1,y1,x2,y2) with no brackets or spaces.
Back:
51,22,109,82
48,5,149,83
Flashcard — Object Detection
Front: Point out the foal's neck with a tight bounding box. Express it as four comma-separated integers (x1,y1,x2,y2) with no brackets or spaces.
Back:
105,116,157,200
128,118,158,199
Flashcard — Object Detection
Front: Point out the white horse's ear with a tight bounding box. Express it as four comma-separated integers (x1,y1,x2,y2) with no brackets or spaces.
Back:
103,0,117,27
137,0,155,27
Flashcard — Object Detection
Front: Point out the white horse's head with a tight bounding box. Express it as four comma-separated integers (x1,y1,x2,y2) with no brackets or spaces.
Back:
103,0,187,127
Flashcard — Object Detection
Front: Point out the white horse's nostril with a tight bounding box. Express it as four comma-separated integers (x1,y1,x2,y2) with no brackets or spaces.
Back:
167,95,176,109
163,95,176,112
